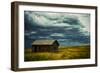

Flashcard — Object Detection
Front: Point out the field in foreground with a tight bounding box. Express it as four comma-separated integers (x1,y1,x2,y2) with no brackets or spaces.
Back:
24,45,90,61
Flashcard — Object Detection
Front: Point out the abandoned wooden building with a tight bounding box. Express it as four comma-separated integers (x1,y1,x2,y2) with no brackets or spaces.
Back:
32,40,59,52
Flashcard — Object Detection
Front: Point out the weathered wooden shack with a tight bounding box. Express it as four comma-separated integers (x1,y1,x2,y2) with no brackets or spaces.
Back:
32,40,59,52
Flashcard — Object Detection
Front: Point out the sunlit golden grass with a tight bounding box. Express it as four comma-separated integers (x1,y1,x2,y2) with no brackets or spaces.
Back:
24,45,90,61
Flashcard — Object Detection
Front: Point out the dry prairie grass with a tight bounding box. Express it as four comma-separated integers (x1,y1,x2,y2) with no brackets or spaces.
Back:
24,45,90,61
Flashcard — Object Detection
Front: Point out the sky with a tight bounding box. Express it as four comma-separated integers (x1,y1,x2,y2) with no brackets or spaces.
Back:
24,11,90,48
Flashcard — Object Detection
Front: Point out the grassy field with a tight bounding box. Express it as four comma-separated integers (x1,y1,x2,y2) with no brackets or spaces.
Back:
24,45,90,61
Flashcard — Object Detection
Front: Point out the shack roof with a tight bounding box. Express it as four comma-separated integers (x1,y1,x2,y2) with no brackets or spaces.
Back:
32,40,59,45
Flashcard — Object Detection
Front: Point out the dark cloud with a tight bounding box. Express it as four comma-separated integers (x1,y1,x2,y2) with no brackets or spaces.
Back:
63,17,79,25
24,11,90,48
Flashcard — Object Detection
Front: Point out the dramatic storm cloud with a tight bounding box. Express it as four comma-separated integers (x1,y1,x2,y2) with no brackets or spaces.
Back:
24,11,90,48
